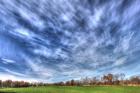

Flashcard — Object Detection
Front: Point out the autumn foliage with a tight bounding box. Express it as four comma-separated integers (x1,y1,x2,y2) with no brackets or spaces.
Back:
0,73,140,88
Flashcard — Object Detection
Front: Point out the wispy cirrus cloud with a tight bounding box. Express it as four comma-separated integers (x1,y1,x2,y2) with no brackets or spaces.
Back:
0,0,140,82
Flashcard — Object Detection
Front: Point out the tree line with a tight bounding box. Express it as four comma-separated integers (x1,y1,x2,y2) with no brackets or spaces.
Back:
0,80,47,88
0,73,140,88
54,73,140,86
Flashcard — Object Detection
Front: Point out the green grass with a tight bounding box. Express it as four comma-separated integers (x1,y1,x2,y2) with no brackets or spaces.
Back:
0,86,140,93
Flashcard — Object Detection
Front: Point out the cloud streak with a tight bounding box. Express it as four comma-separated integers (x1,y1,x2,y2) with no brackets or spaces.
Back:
0,0,140,82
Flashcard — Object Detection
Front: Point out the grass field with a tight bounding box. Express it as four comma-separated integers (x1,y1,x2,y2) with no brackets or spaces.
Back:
0,86,140,93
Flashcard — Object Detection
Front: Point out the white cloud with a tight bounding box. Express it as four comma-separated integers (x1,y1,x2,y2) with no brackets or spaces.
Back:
0,67,25,77
0,73,39,82
4,69,25,77
121,32,134,51
27,59,54,79
1,58,15,64
114,57,126,66
88,8,104,28
18,6,45,30
13,27,33,39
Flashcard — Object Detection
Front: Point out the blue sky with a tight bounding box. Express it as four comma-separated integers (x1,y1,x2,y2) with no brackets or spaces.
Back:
0,0,140,82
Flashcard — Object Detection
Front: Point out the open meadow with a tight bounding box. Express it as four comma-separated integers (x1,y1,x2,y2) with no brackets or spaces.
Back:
0,86,140,93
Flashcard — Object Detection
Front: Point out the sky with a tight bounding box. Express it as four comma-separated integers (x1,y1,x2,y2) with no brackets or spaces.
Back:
0,0,140,83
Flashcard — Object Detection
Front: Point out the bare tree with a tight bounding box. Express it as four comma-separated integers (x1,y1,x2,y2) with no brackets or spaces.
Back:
0,80,2,88
119,73,125,85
